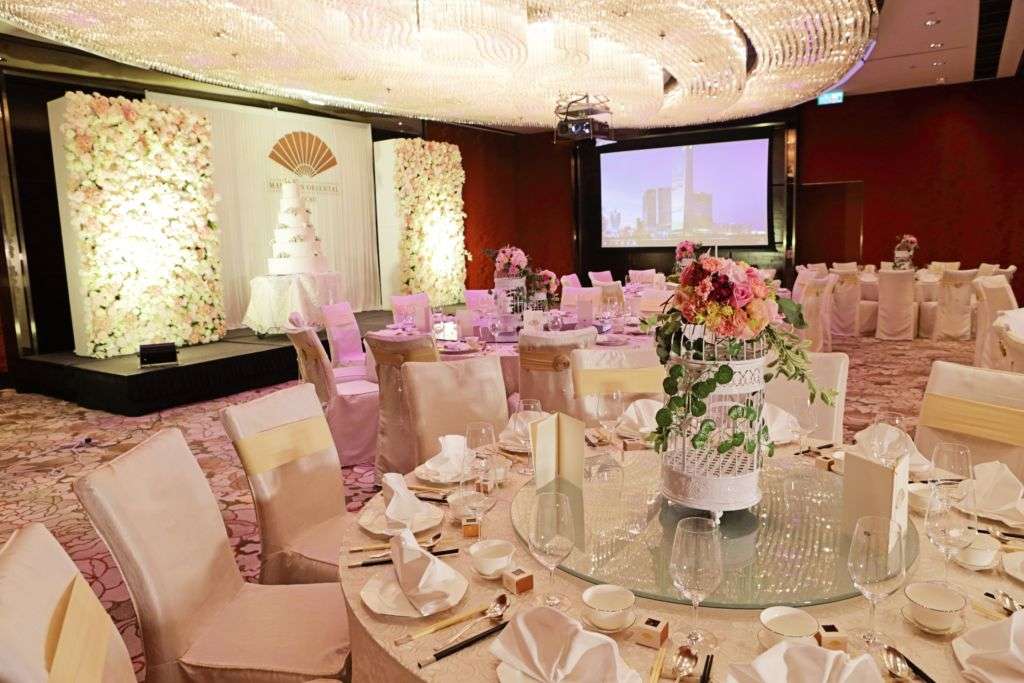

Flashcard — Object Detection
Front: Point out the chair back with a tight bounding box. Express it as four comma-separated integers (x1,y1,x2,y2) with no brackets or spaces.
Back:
915,361,1024,479
560,273,582,289
464,289,492,311
766,352,849,443
792,267,817,303
588,270,613,285
876,270,917,340
806,263,828,275
832,262,858,271
570,347,663,426
322,301,364,367
829,268,861,337
73,429,244,679
286,326,336,405
628,269,657,285
402,355,509,463
598,282,626,309
928,261,961,273
560,286,600,311
518,329,598,419
934,269,978,340
798,276,832,352
862,264,876,273
638,288,673,315
0,523,135,683
995,265,1017,283
220,384,346,584
391,292,431,332
364,333,439,475
977,263,999,277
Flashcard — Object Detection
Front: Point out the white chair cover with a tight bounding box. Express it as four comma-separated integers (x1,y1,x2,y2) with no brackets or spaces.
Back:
977,263,999,277
561,286,601,311
653,273,667,287
862,264,876,273
570,346,663,426
598,281,626,309
880,261,894,271
588,270,613,285
915,361,1024,478
464,289,493,310
765,352,849,443
995,265,1018,283
806,263,828,275
928,261,961,274
798,276,835,352
560,273,582,289
321,301,366,373
518,329,598,420
391,292,431,332
875,270,919,340
829,269,861,337
832,262,858,271
919,269,977,340
628,269,657,284
997,325,1024,373
792,267,816,303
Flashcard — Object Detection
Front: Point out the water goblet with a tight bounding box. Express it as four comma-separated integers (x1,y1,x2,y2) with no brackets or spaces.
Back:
513,398,542,476
925,480,976,585
598,390,623,455
929,442,972,483
847,515,906,650
670,516,723,650
791,395,819,454
528,492,575,611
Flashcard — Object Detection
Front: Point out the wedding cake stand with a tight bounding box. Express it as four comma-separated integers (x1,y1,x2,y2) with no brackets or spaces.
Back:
242,271,341,335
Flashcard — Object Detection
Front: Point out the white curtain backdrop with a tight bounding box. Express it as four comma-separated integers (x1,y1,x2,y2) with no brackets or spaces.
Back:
146,93,380,328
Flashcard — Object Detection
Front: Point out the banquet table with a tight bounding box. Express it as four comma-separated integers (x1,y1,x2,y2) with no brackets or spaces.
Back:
859,272,939,303
996,307,1024,336
337,444,1021,682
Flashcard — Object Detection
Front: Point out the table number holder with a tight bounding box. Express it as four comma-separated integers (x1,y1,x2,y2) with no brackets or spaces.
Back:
522,309,545,333
840,449,908,536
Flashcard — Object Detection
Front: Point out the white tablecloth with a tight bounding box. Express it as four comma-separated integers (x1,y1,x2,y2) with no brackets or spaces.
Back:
996,307,1024,335
859,273,939,303
242,272,342,334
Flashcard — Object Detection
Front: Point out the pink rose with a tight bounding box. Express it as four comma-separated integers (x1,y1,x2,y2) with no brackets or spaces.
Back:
731,282,753,309
695,279,713,300
699,255,724,273
750,280,769,299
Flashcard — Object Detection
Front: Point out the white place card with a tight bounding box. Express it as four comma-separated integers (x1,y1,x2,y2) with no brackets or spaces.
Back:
841,449,908,536
530,412,584,491
522,310,545,333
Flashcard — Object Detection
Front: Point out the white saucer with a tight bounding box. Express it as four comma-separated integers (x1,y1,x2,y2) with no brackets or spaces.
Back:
900,605,965,636
953,554,1000,572
360,568,467,618
498,440,531,455
755,628,817,652
1002,551,1024,583
472,561,513,580
357,499,444,538
580,611,638,635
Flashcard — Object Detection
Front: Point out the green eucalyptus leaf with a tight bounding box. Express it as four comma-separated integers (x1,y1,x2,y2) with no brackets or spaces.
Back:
715,365,734,384
662,377,678,395
744,438,757,454
731,432,745,447
668,395,686,410
700,419,716,434
727,405,744,420
691,399,706,417
717,441,733,454
777,297,807,329
669,364,684,379
655,408,673,428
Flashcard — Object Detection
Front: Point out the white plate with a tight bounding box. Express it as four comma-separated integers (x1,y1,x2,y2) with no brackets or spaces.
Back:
413,463,463,485
1003,552,1024,583
357,499,444,538
580,611,638,635
359,568,468,618
956,503,1024,530
498,440,531,455
953,554,1000,572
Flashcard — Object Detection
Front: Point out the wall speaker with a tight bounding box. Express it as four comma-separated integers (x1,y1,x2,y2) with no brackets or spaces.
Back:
139,343,178,367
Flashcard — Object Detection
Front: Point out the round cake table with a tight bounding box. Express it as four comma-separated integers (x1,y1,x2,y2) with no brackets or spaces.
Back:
242,272,342,334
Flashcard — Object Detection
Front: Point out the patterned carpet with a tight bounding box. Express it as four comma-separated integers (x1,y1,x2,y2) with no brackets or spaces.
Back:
0,336,972,678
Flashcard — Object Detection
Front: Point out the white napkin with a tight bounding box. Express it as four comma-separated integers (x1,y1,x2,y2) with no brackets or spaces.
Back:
970,461,1024,524
490,606,641,683
725,641,881,683
615,399,661,439
381,472,431,531
500,411,547,448
763,402,799,444
955,611,1024,682
419,435,472,481
389,528,463,616
854,423,929,472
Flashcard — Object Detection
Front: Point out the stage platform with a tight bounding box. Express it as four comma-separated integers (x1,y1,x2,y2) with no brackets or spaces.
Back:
12,310,394,416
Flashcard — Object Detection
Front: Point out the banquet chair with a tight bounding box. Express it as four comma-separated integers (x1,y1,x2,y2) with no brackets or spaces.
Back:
221,383,347,585
918,269,977,340
977,263,1000,278
364,333,439,476
997,326,1024,373
797,275,835,352
598,281,626,309
806,263,828,275
464,289,492,310
765,352,849,443
791,267,816,303
570,346,663,426
560,273,582,289
973,276,1018,369
831,261,858,271
321,301,367,382
995,265,1017,283
286,325,379,467
588,270,614,285
915,361,1024,478
73,429,350,683
0,523,136,683
518,328,598,419
829,269,874,337
391,292,431,332
560,286,600,311
875,270,919,340
638,288,673,316
880,261,894,271
928,261,961,274
653,272,667,288
402,355,509,462
863,264,876,273
628,268,657,285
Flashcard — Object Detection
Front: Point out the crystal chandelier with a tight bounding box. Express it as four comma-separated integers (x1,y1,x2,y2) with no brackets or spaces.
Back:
0,0,878,128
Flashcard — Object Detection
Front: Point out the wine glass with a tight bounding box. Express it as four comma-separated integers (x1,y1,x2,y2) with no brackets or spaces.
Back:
487,315,501,342
929,442,972,484
528,492,575,611
459,422,498,532
547,310,563,331
847,515,906,650
925,480,976,585
791,395,819,454
598,390,623,455
670,516,723,650
871,411,909,467
513,398,542,476
431,306,445,338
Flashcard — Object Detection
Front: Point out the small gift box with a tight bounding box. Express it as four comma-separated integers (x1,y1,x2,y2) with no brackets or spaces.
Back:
635,615,669,649
461,516,481,538
816,623,847,652
501,566,534,594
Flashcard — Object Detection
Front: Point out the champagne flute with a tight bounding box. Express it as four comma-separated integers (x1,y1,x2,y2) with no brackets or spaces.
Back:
925,480,976,584
847,515,906,650
791,395,819,454
670,516,723,650
513,398,542,476
528,492,575,611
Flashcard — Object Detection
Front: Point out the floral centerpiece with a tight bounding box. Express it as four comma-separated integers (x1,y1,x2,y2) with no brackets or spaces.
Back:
529,268,560,306
488,245,530,279
893,234,918,271
669,239,704,283
651,253,834,514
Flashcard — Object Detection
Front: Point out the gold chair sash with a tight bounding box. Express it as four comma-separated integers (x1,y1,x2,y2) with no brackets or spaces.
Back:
520,349,571,372
233,415,334,476
836,272,859,285
920,392,1024,447
573,366,665,397
48,574,110,683
374,346,439,367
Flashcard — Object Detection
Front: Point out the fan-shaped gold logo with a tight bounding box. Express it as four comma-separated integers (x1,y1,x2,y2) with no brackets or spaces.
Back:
268,131,338,177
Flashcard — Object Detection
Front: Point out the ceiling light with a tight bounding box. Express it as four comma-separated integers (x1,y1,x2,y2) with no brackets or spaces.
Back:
936,75,946,83
931,61,945,67
929,42,943,48
924,18,941,27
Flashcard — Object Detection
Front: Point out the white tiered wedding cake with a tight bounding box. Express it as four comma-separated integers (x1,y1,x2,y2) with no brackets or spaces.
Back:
267,182,328,276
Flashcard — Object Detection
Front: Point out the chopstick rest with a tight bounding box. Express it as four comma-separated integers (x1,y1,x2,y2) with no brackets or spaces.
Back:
417,618,510,668
347,547,458,568
394,601,492,646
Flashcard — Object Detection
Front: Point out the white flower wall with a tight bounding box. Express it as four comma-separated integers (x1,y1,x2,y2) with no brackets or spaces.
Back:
61,92,226,358
393,139,468,305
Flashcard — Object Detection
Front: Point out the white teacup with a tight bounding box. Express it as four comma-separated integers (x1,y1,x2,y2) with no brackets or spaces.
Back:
905,581,965,631
468,539,515,577
907,483,938,513
582,584,636,631
957,533,1000,567
759,606,818,648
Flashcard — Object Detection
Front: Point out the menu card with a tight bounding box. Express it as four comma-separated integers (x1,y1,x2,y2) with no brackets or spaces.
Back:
530,412,584,490
455,309,475,338
841,449,909,536
523,310,545,333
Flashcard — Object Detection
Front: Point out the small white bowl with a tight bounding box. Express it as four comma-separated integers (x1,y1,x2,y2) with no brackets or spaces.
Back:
468,539,515,577
758,606,818,648
904,581,965,632
957,534,1000,568
908,483,938,513
581,584,636,632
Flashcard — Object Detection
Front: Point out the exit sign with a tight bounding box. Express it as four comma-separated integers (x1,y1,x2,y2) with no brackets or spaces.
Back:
817,91,844,105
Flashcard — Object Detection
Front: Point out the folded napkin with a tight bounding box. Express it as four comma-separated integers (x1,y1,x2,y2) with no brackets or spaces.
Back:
955,611,1024,682
490,606,641,683
419,435,472,481
854,423,929,471
725,641,881,683
763,402,799,444
970,461,1024,523
500,411,548,448
389,528,463,616
381,473,431,531
615,399,661,439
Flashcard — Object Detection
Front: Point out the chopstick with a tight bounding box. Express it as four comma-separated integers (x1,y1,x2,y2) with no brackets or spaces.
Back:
416,493,448,504
699,654,714,683
417,618,509,668
394,600,493,646
347,547,458,568
648,640,669,683
796,443,833,455
972,527,1024,540
911,477,963,484
407,484,450,494
970,598,1004,620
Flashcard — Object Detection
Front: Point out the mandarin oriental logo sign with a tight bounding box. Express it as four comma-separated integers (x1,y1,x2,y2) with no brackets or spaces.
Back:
267,131,339,194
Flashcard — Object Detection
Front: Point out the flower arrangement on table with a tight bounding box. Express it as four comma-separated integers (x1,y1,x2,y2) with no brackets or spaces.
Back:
668,239,705,283
894,234,918,270
650,253,835,455
483,246,560,306
529,268,560,305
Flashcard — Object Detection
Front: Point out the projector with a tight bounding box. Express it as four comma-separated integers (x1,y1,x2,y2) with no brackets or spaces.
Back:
554,94,613,143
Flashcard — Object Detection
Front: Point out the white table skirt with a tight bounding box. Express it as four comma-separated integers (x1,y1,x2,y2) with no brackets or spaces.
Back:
242,272,342,334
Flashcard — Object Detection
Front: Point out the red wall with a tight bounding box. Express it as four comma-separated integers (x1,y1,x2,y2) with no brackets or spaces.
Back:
424,123,575,289
799,77,1024,300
